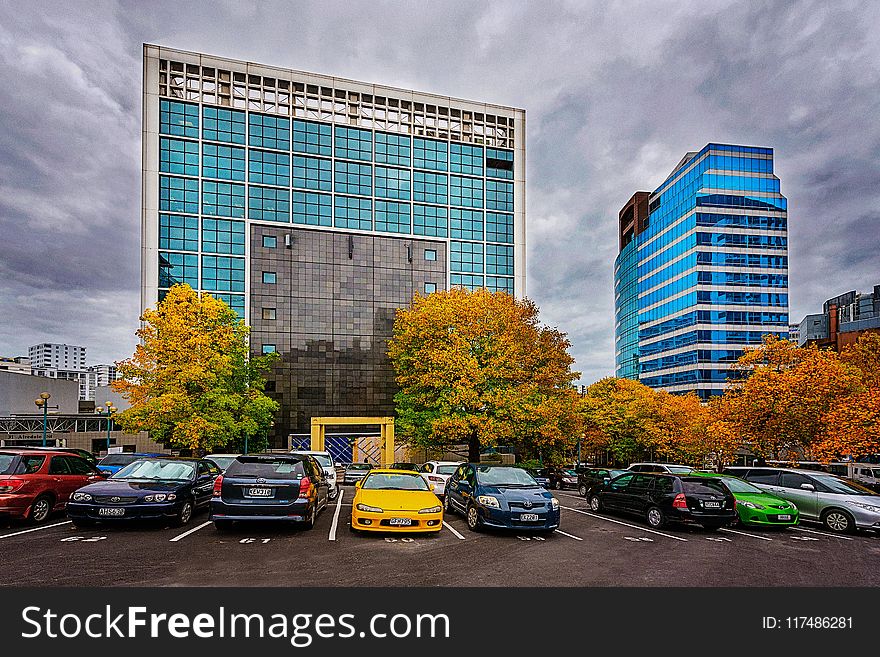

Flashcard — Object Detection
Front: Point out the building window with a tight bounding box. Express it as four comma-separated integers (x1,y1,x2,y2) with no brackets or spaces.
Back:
249,150,290,187
202,181,245,218
425,282,437,294
262,271,277,284
292,191,332,226
486,212,514,244
486,244,514,275
375,166,411,200
335,126,372,161
424,249,437,261
413,138,448,171
413,171,448,204
450,143,484,176
159,138,199,176
450,241,484,274
450,176,483,208
158,252,198,288
262,308,276,320
201,255,245,293
202,106,246,144
334,161,372,196
450,208,484,240
211,293,245,318
262,344,276,354
413,205,448,237
375,132,411,167
159,176,199,214
486,179,514,212
202,218,245,255
292,120,332,156
282,156,326,192
486,276,514,294
159,214,198,252
249,113,290,151
159,100,198,139
201,143,246,181
249,186,290,222
375,200,411,234
262,234,277,248
334,196,372,231
486,148,514,180
450,273,484,290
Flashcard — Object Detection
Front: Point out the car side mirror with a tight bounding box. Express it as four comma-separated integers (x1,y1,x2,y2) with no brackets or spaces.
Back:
355,480,362,489
429,484,436,492
800,483,815,491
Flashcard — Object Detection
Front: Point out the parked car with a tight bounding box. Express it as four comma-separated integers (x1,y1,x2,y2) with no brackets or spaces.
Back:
291,450,338,500
690,471,799,527
13,446,99,467
350,469,442,534
628,463,695,474
547,467,579,490
66,457,220,527
343,462,373,486
526,467,552,488
96,452,165,475
577,468,630,497
389,462,421,472
210,454,329,529
724,466,880,534
445,464,560,533
420,460,464,496
587,472,736,530
203,453,242,472
0,449,106,524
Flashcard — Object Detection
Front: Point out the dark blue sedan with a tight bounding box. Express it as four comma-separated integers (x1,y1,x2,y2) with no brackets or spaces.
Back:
444,464,561,533
66,457,220,527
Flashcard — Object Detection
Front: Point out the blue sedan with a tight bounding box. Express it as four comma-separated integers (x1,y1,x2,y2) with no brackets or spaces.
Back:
444,464,560,533
95,452,165,475
66,457,220,527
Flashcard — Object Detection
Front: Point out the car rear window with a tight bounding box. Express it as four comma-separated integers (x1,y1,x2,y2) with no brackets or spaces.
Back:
226,459,305,479
436,465,458,475
0,455,45,475
682,479,728,495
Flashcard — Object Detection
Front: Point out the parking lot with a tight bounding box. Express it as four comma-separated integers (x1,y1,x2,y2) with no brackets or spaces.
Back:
4,485,880,587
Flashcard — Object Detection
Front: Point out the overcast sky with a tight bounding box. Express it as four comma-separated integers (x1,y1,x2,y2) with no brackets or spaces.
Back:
1,0,878,383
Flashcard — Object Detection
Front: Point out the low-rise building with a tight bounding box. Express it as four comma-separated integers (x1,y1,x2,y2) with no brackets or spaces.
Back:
797,284,880,350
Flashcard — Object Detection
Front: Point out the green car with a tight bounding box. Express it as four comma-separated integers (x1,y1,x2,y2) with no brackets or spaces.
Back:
692,472,799,527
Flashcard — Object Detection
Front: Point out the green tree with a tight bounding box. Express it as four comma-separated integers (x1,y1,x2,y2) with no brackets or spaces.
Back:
112,284,279,453
388,288,581,462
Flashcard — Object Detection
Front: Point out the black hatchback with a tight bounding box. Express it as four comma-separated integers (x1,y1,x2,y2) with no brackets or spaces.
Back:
210,454,329,530
587,472,737,530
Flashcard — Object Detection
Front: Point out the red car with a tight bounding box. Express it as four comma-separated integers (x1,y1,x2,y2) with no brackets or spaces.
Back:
0,449,106,524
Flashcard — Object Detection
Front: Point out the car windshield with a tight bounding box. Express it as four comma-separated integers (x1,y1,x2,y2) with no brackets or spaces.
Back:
362,472,429,491
226,459,304,479
667,465,694,474
476,467,538,487
111,460,195,481
347,464,372,471
436,465,458,475
716,477,765,494
811,474,880,496
563,470,577,476
207,456,238,470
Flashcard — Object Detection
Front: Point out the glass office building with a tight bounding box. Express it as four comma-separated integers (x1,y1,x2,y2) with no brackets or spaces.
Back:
614,144,789,400
141,45,525,443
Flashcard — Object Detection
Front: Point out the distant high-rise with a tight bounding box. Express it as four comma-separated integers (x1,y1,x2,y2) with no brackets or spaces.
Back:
614,144,789,400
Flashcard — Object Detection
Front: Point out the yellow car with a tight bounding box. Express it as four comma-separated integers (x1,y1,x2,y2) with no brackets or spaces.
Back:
350,469,443,534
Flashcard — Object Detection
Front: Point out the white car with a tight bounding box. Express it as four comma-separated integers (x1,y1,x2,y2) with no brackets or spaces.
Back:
420,461,464,496
291,450,339,500
628,462,694,474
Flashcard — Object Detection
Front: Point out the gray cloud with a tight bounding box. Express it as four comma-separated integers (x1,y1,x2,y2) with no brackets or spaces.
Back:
1,0,878,382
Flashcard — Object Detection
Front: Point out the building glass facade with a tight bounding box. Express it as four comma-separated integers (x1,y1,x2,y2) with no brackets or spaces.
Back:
614,144,789,400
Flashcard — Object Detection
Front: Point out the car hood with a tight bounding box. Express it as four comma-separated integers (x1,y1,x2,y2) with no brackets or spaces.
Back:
76,479,190,495
733,491,793,507
356,489,439,511
479,486,551,503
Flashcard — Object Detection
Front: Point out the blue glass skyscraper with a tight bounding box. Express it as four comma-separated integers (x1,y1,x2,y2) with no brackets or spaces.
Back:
614,144,789,400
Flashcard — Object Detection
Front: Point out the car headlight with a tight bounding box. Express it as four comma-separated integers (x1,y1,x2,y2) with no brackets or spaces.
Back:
849,502,880,514
736,500,764,510
419,505,442,514
72,492,92,502
478,495,500,508
551,498,560,510
356,503,384,513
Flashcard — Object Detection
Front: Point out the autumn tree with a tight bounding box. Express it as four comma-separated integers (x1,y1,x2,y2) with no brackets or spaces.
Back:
112,284,279,453
387,288,581,462
580,378,662,464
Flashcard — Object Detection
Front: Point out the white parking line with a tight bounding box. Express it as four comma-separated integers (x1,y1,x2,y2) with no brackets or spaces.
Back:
0,520,71,540
443,521,466,540
561,505,688,542
328,489,345,541
558,492,585,501
554,529,583,541
169,521,212,542
720,527,772,541
790,526,853,541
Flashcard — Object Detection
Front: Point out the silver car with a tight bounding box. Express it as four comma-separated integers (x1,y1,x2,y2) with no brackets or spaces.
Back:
725,466,880,534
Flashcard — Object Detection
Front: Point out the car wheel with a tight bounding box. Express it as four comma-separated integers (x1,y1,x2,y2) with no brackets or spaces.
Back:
821,508,855,534
303,504,317,529
28,495,53,524
213,519,233,531
71,517,95,529
173,500,194,527
578,484,588,497
466,504,482,532
589,495,602,512
646,506,666,529
443,493,454,515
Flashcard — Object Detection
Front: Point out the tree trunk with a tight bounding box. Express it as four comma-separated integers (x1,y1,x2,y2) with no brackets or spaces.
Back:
468,432,481,463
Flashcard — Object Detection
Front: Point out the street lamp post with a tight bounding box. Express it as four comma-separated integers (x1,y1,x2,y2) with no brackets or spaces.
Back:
95,401,118,453
33,392,55,447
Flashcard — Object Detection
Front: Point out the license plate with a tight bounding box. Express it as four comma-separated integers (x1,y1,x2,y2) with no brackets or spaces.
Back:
703,501,721,508
777,514,791,521
98,507,125,517
520,513,539,521
247,488,273,497
389,518,412,526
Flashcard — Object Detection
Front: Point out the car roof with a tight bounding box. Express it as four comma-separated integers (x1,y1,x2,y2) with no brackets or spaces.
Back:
366,468,425,475
206,453,242,458
426,460,464,465
0,449,70,456
726,466,825,475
